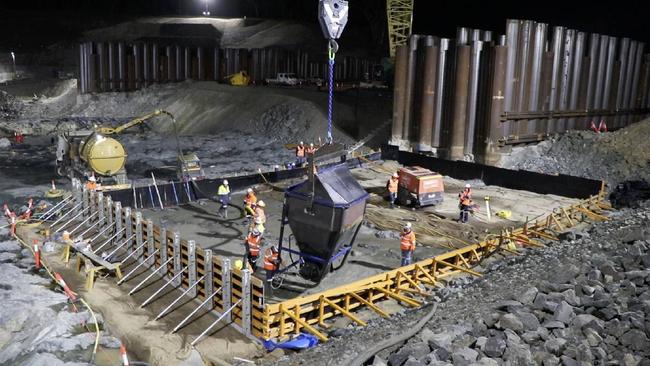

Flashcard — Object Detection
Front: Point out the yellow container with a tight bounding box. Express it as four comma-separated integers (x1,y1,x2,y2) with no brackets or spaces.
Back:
80,134,127,176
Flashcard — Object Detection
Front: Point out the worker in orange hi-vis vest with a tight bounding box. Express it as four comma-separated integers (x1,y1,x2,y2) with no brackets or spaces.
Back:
244,228,262,271
399,222,416,266
386,172,399,208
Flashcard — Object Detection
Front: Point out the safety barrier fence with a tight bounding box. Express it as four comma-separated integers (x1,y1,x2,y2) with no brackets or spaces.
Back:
260,184,610,341
50,178,266,340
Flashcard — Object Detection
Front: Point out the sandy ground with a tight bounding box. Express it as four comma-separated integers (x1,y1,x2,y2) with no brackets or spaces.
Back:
140,160,578,304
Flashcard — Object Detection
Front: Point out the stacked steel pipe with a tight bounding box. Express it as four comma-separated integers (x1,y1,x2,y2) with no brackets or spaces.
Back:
390,20,650,164
78,41,375,93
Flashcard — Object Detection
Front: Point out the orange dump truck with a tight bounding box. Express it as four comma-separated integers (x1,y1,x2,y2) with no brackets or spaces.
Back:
397,166,445,207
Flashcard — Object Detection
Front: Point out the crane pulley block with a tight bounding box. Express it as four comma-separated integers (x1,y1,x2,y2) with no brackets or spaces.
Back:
318,0,349,40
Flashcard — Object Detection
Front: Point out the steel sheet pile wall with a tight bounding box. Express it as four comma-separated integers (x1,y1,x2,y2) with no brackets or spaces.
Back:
390,21,650,164
79,41,375,93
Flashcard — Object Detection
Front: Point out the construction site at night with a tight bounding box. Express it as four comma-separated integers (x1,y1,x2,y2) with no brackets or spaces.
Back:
1,1,650,365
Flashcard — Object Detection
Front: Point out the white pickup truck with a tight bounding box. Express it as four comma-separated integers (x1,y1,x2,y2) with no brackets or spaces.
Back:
265,73,302,86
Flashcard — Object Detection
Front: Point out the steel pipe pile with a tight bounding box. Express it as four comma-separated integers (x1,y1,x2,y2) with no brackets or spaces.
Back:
389,19,650,164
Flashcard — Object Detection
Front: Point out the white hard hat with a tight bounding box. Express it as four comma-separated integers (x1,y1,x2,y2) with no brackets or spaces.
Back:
300,141,304,145
223,180,229,185
392,173,399,178
257,200,266,207
247,188,253,193
88,176,96,182
252,228,260,236
403,222,412,230
310,143,314,147
465,184,471,188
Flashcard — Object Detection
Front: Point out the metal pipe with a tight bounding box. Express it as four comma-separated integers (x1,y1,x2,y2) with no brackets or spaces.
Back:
471,29,481,42
118,249,159,285
547,26,564,133
197,47,204,80
129,257,173,295
482,31,493,43
90,222,115,242
417,37,437,152
432,38,449,149
118,42,125,91
558,29,576,132
622,41,637,125
156,274,206,320
79,43,85,93
450,45,471,160
108,43,115,90
585,34,600,123
143,43,150,86
457,27,469,45
191,299,242,346
53,209,85,233
630,43,644,111
402,35,420,144
184,47,191,80
528,22,546,133
213,47,220,81
94,227,126,253
175,46,182,81
38,195,74,221
615,38,630,128
172,287,222,333
165,46,173,82
486,45,507,164
69,211,99,235
48,201,81,227
105,234,137,259
97,42,105,91
152,43,159,83
641,55,650,109
504,19,520,136
465,40,483,157
568,32,585,129
119,240,149,265
140,267,187,308
133,44,141,89
515,20,533,136
391,45,408,145
602,37,617,112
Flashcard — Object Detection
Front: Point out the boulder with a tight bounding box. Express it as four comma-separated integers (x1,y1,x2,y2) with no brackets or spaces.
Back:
544,338,567,356
483,337,506,358
497,314,524,332
551,301,575,325
514,311,541,331
519,287,538,305
451,348,478,366
619,329,649,351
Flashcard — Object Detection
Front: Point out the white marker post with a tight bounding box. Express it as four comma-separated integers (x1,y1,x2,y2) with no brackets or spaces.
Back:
484,196,491,221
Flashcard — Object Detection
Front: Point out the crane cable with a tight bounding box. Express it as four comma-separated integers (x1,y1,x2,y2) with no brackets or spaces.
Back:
327,40,337,144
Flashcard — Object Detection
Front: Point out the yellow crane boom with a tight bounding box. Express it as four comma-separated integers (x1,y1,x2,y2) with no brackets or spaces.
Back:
95,110,175,135
386,0,414,58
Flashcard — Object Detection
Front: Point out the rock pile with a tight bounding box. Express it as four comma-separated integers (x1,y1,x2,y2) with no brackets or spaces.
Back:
381,206,650,366
497,118,650,189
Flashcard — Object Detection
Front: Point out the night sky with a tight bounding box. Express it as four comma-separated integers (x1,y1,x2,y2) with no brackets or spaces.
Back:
1,0,648,53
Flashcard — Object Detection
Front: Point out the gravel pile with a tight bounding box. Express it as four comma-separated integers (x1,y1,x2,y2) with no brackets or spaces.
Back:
498,118,650,188
272,201,650,366
0,90,23,120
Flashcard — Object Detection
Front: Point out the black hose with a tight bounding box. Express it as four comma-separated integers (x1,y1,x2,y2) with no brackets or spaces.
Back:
347,304,437,366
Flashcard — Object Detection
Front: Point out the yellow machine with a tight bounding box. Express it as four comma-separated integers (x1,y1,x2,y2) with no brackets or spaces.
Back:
56,110,203,189
225,71,250,86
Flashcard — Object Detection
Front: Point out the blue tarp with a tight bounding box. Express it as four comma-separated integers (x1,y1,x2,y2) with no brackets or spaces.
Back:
263,333,320,351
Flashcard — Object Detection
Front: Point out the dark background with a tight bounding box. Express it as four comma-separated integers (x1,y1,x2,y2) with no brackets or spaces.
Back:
1,0,648,53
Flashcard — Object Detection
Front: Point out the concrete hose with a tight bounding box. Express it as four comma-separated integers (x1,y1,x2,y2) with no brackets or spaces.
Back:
346,304,437,366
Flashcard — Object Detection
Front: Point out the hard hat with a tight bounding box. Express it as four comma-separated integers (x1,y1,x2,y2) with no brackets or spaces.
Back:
465,184,471,188
310,143,314,147
271,245,278,252
257,200,266,207
88,176,96,182
252,228,261,236
223,180,229,185
300,141,304,145
234,259,244,270
403,222,412,231
392,172,399,178
247,188,253,193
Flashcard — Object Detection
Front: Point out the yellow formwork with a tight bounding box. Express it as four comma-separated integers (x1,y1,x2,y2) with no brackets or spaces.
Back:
261,186,609,341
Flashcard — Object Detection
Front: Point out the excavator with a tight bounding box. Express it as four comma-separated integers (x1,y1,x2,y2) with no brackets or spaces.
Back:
55,110,204,190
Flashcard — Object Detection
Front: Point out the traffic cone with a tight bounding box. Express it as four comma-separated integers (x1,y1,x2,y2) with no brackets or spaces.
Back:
33,239,40,270
598,119,607,132
54,272,77,301
3,203,12,219
20,198,33,220
590,120,599,133
120,344,130,366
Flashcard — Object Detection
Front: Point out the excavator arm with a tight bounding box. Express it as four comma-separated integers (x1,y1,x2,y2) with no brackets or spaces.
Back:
95,110,175,135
